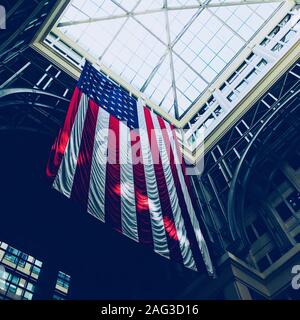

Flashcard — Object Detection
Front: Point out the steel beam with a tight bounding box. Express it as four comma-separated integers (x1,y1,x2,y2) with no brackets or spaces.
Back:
0,88,69,101
57,1,283,28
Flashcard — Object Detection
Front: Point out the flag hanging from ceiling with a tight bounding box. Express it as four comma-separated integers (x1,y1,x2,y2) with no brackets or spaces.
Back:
46,62,213,275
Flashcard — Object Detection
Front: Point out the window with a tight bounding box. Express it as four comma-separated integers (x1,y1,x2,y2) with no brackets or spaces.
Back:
246,52,255,62
2,246,32,269
227,71,239,84
188,134,196,146
227,61,248,85
294,233,300,243
257,247,282,272
268,248,281,262
269,25,281,38
275,202,293,222
56,271,71,292
0,242,43,283
47,0,281,118
23,291,33,300
257,59,267,69
198,106,208,116
257,256,270,272
31,265,41,277
244,68,259,84
235,80,248,93
236,61,248,75
278,14,292,27
195,125,205,139
190,113,200,125
252,219,267,237
3,247,20,265
246,217,268,244
0,270,35,300
204,114,215,129
220,83,226,92
18,253,28,268
287,152,300,171
271,170,286,187
260,37,271,46
280,30,297,44
227,91,238,102
271,43,284,52
287,191,300,212
190,97,215,125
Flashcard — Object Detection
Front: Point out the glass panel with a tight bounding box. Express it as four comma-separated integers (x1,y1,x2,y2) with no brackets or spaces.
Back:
51,0,281,118
275,202,293,222
257,256,270,272
287,191,300,212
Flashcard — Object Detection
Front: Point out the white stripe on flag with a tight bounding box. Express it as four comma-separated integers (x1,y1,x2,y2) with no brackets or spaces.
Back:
53,94,89,197
87,107,110,222
120,121,139,242
137,99,170,259
165,122,214,274
150,112,196,271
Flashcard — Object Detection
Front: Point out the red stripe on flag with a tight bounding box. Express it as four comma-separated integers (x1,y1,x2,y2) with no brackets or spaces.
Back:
105,115,122,233
71,99,99,207
170,124,212,267
46,87,83,180
158,117,206,271
143,107,183,264
130,130,154,248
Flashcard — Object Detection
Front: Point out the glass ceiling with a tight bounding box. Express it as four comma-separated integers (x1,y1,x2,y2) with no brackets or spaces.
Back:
55,0,282,119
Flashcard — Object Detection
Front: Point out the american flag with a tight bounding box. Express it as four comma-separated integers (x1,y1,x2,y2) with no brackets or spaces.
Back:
46,62,213,274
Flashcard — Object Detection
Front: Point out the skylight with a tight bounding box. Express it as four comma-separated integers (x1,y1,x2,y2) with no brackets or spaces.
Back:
51,0,283,119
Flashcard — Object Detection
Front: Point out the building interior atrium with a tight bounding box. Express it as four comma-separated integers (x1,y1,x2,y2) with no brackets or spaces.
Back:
0,0,300,300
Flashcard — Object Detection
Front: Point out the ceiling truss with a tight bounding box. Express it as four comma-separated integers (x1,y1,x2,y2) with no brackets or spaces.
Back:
51,0,287,120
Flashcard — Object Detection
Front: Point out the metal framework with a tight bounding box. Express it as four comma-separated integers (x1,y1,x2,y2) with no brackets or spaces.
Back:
0,47,74,135
1,0,300,265
48,0,288,121
193,59,300,255
57,1,283,28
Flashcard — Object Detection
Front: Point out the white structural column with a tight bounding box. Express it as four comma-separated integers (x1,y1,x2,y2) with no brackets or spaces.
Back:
252,45,277,63
213,89,231,112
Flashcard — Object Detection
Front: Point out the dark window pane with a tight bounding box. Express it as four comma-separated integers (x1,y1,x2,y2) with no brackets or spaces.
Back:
275,202,293,222
257,256,270,272
294,233,300,243
287,191,300,212
287,153,300,171
271,170,286,187
268,248,281,262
